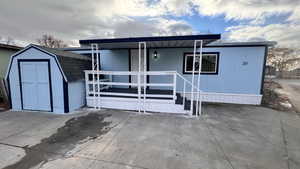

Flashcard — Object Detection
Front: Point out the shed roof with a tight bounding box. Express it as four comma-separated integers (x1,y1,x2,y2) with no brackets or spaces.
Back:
79,34,221,49
34,45,91,82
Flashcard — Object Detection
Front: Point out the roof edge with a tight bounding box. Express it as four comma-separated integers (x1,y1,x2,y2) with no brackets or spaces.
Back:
207,41,277,47
79,34,221,45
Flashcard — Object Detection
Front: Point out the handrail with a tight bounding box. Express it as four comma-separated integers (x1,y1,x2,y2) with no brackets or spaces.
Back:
176,72,200,91
84,70,176,75
175,72,201,116
85,70,202,116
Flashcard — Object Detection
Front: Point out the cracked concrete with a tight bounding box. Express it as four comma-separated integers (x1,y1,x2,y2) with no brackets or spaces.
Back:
0,104,299,169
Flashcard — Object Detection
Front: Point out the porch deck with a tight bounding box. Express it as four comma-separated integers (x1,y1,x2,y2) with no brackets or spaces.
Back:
94,87,173,99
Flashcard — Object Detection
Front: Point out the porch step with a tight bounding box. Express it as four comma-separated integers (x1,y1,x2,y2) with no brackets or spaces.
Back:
175,93,199,115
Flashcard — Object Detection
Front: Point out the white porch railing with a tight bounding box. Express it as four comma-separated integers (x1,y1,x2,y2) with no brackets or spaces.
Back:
85,70,202,116
88,39,203,116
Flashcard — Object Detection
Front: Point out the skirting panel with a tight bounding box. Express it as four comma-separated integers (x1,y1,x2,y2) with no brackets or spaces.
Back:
87,97,188,114
182,92,262,105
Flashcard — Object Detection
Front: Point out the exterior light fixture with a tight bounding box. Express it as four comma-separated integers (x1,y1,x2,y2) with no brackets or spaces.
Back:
152,50,160,61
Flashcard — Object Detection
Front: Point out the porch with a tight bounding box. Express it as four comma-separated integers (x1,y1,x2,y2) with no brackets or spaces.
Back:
81,34,221,116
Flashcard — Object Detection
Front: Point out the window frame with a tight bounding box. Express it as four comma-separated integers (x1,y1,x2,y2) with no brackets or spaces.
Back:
182,52,219,75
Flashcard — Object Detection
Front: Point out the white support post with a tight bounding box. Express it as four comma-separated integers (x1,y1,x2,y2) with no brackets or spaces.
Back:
96,44,100,110
85,71,89,100
138,42,147,113
195,40,203,116
109,75,113,87
173,73,177,101
190,40,197,116
91,43,100,110
183,81,186,107
91,44,96,109
138,43,142,113
143,42,147,113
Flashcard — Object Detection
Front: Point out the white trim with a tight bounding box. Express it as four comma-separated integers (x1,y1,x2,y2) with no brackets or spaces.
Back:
87,92,174,99
86,97,187,114
181,92,262,105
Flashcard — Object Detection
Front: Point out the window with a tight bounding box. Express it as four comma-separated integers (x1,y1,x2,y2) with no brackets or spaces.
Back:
183,52,219,74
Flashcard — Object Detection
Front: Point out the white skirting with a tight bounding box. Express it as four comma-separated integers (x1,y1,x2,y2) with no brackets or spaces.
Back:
183,92,262,105
86,97,188,114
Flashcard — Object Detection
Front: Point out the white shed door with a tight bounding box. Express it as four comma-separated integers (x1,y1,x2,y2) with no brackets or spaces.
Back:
20,61,51,111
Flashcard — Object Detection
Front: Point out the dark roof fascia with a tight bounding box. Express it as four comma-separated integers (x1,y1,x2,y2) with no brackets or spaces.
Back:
79,34,221,45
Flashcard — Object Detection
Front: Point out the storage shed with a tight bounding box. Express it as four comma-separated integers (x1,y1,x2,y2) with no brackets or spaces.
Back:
6,44,91,113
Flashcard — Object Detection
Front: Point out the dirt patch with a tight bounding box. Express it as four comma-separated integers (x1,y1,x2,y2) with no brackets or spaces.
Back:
262,80,293,111
3,113,112,169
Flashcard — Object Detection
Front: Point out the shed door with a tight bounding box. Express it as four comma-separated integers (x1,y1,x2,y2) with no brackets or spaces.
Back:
20,61,51,111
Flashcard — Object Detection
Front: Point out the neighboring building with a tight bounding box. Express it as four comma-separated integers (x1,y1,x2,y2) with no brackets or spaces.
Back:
6,44,91,113
0,43,22,79
0,43,22,101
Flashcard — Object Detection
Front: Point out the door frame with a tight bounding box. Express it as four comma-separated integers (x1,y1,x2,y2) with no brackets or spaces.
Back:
128,49,150,88
17,59,53,112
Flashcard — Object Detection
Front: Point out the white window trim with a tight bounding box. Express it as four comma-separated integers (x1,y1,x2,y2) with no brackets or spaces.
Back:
184,53,218,74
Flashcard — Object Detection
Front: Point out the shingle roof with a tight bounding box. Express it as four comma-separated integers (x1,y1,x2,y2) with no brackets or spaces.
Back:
34,45,91,82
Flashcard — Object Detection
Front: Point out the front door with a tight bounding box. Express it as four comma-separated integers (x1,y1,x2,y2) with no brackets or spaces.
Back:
130,49,146,85
19,61,51,111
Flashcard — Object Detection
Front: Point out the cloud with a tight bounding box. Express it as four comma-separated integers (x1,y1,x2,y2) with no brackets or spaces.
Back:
0,0,299,48
0,0,196,47
225,23,300,48
191,0,300,23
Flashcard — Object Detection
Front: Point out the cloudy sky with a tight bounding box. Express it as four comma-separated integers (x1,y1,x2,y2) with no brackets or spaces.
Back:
0,0,299,47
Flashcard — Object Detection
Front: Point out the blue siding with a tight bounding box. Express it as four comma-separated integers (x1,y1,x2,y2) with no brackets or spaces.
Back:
148,47,265,94
100,50,129,87
70,46,265,95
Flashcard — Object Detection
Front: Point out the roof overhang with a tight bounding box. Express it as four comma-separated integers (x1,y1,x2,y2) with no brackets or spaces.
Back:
207,41,277,47
79,34,221,49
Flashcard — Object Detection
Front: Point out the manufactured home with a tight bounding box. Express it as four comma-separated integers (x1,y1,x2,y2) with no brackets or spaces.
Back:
66,34,275,115
6,34,276,115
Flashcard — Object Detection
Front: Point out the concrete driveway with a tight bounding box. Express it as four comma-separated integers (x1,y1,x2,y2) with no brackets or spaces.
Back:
0,104,299,169
276,79,300,113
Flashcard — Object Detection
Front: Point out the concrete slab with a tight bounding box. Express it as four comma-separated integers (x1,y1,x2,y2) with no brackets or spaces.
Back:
0,144,24,169
0,104,300,169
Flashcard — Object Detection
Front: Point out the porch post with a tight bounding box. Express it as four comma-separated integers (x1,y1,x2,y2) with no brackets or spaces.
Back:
138,43,141,113
173,73,177,101
143,42,147,113
96,44,101,110
190,40,197,116
196,40,203,116
91,44,96,109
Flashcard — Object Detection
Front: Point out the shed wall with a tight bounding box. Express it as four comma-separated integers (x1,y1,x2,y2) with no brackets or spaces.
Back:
68,80,86,111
